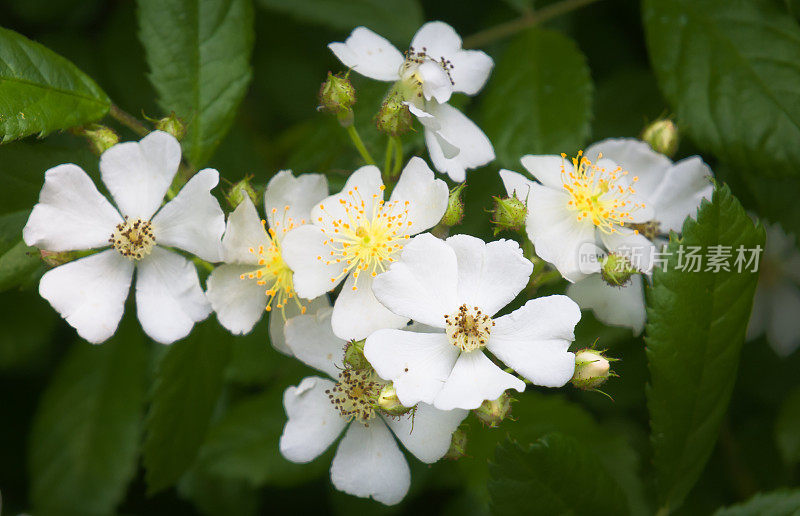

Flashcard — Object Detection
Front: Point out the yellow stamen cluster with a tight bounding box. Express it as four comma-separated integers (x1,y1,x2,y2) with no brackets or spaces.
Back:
239,206,305,317
561,151,645,234
398,45,455,100
316,185,412,291
109,217,155,260
326,369,383,423
445,304,494,352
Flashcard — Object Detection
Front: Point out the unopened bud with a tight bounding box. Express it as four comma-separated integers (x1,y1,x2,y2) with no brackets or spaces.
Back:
491,195,527,235
440,184,466,227
227,177,259,209
40,249,77,267
641,118,679,158
319,72,356,127
376,92,413,136
443,427,468,460
75,124,119,155
377,384,411,416
155,112,187,141
571,349,612,390
600,253,639,287
474,393,513,428
343,339,370,370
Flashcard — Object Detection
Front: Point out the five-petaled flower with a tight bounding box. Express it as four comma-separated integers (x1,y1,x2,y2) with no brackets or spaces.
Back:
23,131,225,344
279,302,466,505
280,157,448,341
205,170,329,353
329,21,495,181
363,233,581,410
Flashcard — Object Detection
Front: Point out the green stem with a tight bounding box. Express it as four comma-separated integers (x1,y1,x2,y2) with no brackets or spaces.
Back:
383,136,395,183
530,269,563,288
392,136,403,177
346,125,376,165
654,507,670,516
108,104,149,137
462,0,603,48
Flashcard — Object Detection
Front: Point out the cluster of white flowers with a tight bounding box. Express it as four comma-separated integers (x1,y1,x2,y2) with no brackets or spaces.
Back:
23,19,758,507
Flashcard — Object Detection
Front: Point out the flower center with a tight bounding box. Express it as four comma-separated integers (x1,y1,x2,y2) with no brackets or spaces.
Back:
561,151,646,234
316,185,411,291
445,304,494,352
240,206,304,316
397,46,455,101
326,369,382,423
109,217,155,260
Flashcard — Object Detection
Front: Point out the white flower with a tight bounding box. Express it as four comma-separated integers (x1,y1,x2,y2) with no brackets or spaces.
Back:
279,303,466,505
280,157,448,341
500,138,713,334
363,233,581,411
23,131,225,344
205,170,329,353
329,21,495,181
747,222,800,356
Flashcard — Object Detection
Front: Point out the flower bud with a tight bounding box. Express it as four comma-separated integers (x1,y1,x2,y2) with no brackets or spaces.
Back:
571,349,612,390
74,124,119,155
343,339,370,370
377,384,412,416
641,118,679,158
376,92,413,136
39,249,77,267
491,195,527,235
226,177,259,209
155,112,187,141
319,72,356,126
600,252,639,287
443,427,468,460
474,393,514,428
440,184,466,227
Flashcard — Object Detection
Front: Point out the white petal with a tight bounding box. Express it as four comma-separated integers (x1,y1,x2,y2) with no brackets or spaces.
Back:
767,283,800,357
328,27,403,82
450,49,493,95
331,274,409,341
364,329,458,406
599,229,656,274
424,103,494,182
371,233,459,328
649,157,714,233
584,138,671,199
281,224,343,299
99,131,181,220
310,165,384,227
39,249,133,344
271,295,331,356
488,296,580,387
206,264,266,335
499,169,535,205
285,306,345,378
384,403,467,463
410,21,462,61
151,168,225,262
23,164,122,252
135,247,211,344
331,420,410,506
434,350,525,410
388,157,449,234
220,195,270,264
526,184,598,282
446,234,532,316
566,274,647,335
418,60,454,104
520,155,570,190
280,377,346,463
406,102,440,131
264,170,329,232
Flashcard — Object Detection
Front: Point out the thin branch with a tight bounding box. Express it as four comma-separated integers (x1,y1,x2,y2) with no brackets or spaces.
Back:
108,104,150,137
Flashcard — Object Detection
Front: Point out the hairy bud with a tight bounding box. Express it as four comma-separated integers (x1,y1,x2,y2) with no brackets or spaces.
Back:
443,426,468,460
376,92,413,136
154,112,187,141
571,349,612,390
474,393,514,428
377,384,411,416
600,253,639,287
440,184,466,227
227,177,259,209
343,339,370,370
319,72,356,127
491,195,527,235
75,124,119,155
641,118,679,158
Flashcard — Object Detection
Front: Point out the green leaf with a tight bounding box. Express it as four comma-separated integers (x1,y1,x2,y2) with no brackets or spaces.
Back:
197,385,328,487
775,385,800,465
255,0,423,43
646,184,765,511
142,320,232,493
489,433,628,516
643,0,800,179
480,28,592,169
177,468,259,516
137,0,255,168
28,322,149,515
0,210,42,292
0,27,110,141
713,489,800,516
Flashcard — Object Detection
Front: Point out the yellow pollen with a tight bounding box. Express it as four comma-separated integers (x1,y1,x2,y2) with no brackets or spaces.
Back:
317,188,411,290
326,369,383,423
560,151,646,234
444,304,494,352
109,217,155,260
